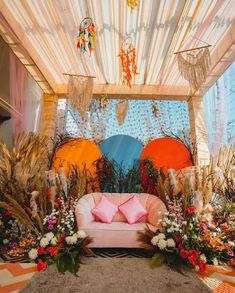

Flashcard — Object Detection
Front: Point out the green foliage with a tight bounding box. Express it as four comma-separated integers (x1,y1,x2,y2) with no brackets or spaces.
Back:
150,253,165,268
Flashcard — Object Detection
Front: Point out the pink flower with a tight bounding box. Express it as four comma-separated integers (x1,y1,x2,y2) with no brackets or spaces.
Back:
178,244,184,250
227,251,234,257
174,236,182,244
48,224,54,230
200,222,208,232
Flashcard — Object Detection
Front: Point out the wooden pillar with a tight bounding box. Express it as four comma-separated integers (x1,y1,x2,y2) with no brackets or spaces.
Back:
40,93,58,148
188,96,210,166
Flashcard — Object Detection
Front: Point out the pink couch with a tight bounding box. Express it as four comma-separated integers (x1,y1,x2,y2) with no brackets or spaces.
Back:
75,193,167,248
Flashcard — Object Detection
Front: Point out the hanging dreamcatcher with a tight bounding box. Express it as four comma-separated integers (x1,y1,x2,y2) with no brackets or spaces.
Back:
176,45,211,89
65,74,95,116
152,101,161,118
118,37,138,87
116,100,129,126
77,17,96,54
127,0,139,10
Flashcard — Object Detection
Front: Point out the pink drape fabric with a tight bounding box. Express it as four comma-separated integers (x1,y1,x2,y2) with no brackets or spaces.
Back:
9,50,26,137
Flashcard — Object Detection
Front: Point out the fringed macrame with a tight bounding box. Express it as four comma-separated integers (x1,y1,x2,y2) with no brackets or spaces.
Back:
67,75,94,116
177,47,211,89
116,100,129,126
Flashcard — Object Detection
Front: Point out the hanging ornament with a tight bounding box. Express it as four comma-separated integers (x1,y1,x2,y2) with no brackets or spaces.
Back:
176,45,211,89
77,17,96,54
127,0,139,10
66,74,94,116
118,37,138,87
116,100,129,126
99,94,109,111
152,101,161,118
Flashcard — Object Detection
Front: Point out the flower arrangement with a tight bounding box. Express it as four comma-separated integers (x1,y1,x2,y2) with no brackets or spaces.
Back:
28,203,93,274
138,195,235,272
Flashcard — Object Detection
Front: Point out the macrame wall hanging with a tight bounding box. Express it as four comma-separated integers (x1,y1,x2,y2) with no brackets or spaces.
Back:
65,74,95,116
116,100,129,126
118,37,138,87
127,0,139,10
77,17,96,54
175,45,211,90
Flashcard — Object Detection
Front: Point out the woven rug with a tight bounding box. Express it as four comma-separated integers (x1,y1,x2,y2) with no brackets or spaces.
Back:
197,265,235,293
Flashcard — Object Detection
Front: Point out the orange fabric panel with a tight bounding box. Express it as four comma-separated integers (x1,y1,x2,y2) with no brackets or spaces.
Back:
53,138,102,176
140,138,193,175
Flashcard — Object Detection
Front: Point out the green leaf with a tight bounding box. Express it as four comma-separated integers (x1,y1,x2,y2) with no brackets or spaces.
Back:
150,253,165,268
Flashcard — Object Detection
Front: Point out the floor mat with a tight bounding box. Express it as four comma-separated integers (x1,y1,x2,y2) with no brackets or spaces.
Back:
197,265,235,293
0,263,37,293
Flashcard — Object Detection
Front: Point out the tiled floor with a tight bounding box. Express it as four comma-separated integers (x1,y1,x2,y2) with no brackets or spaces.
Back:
0,262,234,293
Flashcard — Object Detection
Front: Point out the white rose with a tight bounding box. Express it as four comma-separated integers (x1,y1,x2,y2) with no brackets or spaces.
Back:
3,239,9,245
40,237,49,247
158,239,167,250
182,221,187,225
228,241,234,246
65,236,77,245
200,254,207,263
28,248,38,260
45,232,54,241
212,257,218,266
183,235,188,240
158,233,166,240
151,236,159,246
76,230,86,239
166,238,175,248
51,237,58,246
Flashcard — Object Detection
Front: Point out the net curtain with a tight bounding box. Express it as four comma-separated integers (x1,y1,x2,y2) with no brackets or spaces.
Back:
204,63,235,158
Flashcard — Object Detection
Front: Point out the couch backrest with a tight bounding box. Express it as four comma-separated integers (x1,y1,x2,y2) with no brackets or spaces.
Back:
78,192,166,225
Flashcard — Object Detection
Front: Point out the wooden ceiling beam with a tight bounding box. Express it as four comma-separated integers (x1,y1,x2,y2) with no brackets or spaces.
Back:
56,84,194,100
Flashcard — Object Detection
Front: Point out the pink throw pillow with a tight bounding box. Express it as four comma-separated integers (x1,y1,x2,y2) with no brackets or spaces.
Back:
118,196,148,224
91,196,118,223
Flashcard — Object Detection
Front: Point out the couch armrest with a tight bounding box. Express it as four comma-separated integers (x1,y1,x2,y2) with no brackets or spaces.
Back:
75,197,95,228
147,198,167,227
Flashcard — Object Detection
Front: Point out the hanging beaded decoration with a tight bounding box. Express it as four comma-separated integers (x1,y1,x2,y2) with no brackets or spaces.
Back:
99,94,109,111
118,37,138,87
77,17,96,54
152,101,161,118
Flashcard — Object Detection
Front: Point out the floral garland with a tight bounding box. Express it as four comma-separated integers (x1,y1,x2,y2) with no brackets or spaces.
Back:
127,0,139,10
152,101,161,118
77,17,96,54
99,94,109,111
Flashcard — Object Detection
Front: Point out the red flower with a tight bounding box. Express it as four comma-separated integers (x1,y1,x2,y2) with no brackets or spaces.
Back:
37,247,45,256
46,188,51,197
188,256,197,267
178,244,184,250
180,249,188,259
54,198,61,209
3,210,12,217
187,206,195,215
198,260,206,272
188,250,199,258
59,234,66,248
37,261,48,271
46,246,58,257
174,236,182,244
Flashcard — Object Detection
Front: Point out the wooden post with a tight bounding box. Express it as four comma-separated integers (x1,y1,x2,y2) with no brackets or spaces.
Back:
40,93,58,149
188,96,210,166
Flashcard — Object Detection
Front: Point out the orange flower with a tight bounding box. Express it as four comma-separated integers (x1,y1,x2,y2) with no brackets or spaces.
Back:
46,246,58,257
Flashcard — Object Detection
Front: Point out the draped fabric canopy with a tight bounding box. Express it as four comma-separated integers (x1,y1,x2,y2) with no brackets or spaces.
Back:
0,0,234,90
